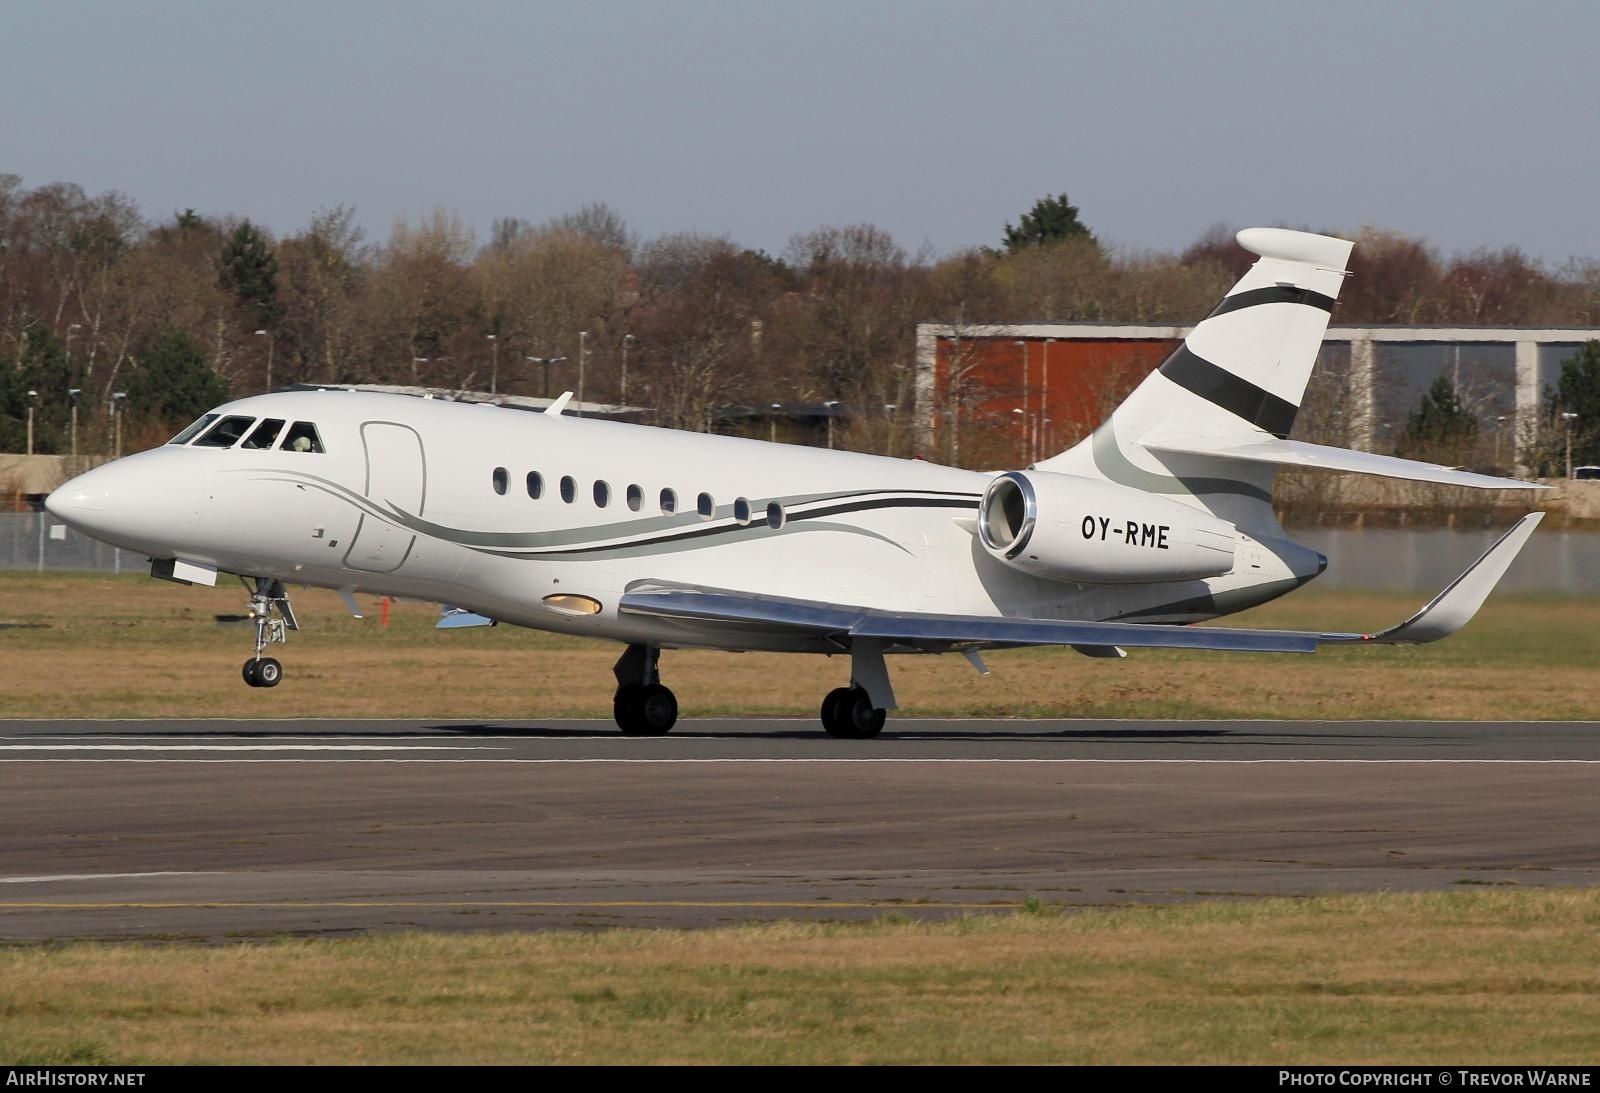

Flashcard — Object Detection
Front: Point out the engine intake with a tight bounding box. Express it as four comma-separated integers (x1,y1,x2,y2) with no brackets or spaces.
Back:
979,470,1237,584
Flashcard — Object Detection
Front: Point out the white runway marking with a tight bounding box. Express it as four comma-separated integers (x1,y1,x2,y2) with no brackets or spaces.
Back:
0,744,504,752
1,757,1598,765
0,872,216,885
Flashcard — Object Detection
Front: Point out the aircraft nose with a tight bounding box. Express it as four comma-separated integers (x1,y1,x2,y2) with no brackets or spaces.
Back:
46,451,203,551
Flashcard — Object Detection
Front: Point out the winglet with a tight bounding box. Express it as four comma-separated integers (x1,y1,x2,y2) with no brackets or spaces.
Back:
544,391,574,416
1324,513,1543,645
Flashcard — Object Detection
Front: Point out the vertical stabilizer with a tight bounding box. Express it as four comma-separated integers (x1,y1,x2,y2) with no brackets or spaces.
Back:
1037,227,1354,531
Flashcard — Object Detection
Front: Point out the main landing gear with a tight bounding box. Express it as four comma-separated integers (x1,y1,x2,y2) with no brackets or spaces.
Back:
605,641,894,739
612,644,678,735
240,577,298,689
820,685,886,739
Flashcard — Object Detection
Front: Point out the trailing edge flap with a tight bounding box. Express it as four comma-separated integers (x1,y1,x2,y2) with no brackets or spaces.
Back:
619,583,1318,654
622,514,1540,654
1319,512,1544,645
1141,430,1547,490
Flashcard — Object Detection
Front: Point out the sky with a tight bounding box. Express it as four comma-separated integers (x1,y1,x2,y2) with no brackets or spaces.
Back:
4,0,1597,263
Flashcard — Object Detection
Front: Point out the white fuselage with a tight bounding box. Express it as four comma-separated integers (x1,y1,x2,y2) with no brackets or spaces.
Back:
47,390,1321,653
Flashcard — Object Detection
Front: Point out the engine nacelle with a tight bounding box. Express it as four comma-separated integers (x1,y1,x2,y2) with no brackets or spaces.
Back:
978,470,1237,584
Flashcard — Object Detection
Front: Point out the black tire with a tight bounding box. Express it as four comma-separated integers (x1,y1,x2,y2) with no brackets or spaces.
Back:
823,685,885,739
242,660,261,688
254,657,283,688
821,686,857,738
635,683,678,735
613,683,645,732
615,683,677,736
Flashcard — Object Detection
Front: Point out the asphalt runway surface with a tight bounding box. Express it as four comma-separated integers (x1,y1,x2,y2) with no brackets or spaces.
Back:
2,717,1597,940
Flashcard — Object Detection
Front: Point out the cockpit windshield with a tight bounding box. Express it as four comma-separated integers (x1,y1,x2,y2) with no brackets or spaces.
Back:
167,412,326,453
168,414,220,445
241,418,285,450
192,415,257,449
281,421,325,453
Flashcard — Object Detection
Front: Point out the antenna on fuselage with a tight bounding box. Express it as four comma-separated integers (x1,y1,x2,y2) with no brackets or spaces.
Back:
544,391,574,416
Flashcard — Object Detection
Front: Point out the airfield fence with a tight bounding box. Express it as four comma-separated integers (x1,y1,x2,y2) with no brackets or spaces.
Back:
1,511,1597,593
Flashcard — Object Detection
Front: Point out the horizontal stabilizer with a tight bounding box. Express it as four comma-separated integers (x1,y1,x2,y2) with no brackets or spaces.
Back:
1320,512,1544,644
1143,431,1546,490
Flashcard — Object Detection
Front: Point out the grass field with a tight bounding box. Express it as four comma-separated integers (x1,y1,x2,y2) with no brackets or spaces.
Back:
0,572,1595,720
1,890,1596,1065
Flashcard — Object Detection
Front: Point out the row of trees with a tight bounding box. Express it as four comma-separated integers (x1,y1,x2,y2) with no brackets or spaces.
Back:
5,178,1600,464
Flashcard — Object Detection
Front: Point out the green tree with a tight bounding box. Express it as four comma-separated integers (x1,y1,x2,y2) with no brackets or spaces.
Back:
1002,193,1096,253
218,220,281,328
1554,340,1600,468
1397,376,1478,465
125,328,229,428
0,327,79,453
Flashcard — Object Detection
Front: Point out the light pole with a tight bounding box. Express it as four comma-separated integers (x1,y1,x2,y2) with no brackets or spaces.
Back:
1494,414,1507,468
1012,408,1029,465
486,334,499,395
769,403,782,444
112,392,126,457
25,390,37,456
824,400,841,449
254,329,274,391
577,330,589,416
68,388,81,462
1563,411,1579,479
526,356,569,400
884,403,897,457
620,333,636,404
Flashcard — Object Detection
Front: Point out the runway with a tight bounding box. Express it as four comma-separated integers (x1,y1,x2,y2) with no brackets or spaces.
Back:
2,717,1597,940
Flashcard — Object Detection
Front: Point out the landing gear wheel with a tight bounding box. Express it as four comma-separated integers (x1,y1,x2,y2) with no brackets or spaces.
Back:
253,657,283,688
821,685,885,739
242,659,261,687
615,682,677,736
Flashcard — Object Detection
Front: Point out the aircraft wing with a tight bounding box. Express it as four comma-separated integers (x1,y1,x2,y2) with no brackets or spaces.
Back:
618,513,1543,655
1141,430,1546,491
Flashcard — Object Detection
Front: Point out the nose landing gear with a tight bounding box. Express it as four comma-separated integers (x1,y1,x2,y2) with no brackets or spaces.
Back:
240,576,298,689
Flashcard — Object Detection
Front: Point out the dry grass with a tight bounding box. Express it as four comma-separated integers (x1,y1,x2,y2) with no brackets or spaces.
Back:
1,890,1597,1064
0,572,1596,720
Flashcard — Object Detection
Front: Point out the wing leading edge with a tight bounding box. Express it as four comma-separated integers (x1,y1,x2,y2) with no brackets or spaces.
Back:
618,513,1543,655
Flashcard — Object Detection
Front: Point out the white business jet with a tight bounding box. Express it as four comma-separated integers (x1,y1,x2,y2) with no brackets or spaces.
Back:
46,228,1544,737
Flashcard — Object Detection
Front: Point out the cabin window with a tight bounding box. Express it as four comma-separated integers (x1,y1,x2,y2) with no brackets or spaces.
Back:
697,492,715,520
594,480,611,508
169,414,219,445
280,421,325,453
492,467,508,495
733,497,752,525
560,476,576,503
626,484,643,512
766,502,786,530
193,415,257,449
241,418,285,450
660,488,677,515
526,471,543,499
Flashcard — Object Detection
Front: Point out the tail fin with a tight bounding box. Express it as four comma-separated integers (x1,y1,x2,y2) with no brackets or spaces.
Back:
1037,227,1354,532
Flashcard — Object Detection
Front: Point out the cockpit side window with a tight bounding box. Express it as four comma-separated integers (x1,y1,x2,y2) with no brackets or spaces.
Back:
280,421,325,453
192,415,257,449
169,414,220,445
241,418,286,450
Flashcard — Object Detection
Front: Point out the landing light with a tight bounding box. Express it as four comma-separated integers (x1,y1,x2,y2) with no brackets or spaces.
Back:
543,594,603,616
